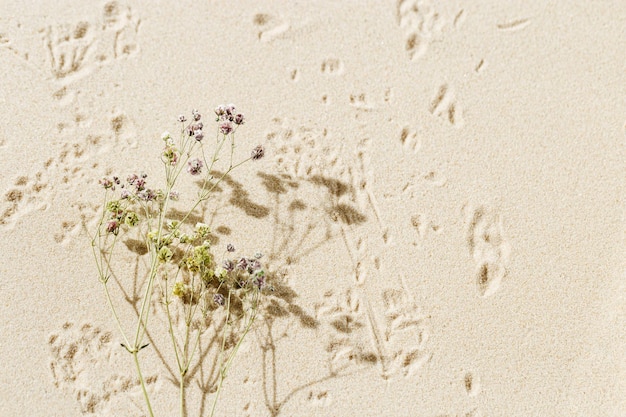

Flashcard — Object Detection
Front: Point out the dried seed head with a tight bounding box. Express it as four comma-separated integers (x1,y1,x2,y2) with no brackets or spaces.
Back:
219,122,233,135
251,145,265,160
187,158,204,175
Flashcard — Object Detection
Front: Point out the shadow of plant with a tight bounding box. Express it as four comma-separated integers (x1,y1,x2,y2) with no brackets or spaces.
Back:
82,165,369,417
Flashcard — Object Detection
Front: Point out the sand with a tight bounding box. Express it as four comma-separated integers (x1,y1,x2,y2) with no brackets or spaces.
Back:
0,1,624,416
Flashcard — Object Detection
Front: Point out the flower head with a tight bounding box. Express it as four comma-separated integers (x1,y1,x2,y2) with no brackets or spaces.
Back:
222,259,234,271
214,105,226,117
233,113,245,125
99,177,114,189
251,145,265,160
187,158,203,175
213,293,225,306
106,220,119,235
219,122,233,135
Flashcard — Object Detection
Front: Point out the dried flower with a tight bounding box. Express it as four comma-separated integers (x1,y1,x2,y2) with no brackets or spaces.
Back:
222,259,234,271
187,158,203,175
99,177,114,189
226,243,235,252
178,114,187,123
219,122,233,135
192,109,201,121
234,113,245,125
214,105,226,117
253,271,266,289
236,257,248,271
251,145,265,160
194,131,204,141
106,220,119,235
213,293,225,306
169,191,179,200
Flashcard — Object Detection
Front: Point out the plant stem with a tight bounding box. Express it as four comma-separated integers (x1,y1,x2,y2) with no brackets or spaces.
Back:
180,369,185,417
133,350,155,417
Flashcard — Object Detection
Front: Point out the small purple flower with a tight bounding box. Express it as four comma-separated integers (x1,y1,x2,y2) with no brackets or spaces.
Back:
253,273,266,290
99,177,114,189
222,259,234,271
219,122,233,135
225,104,236,116
187,158,203,175
135,178,146,192
106,220,119,235
192,109,201,121
138,189,156,201
194,131,204,141
222,259,235,272
213,293,225,306
120,189,131,199
169,191,179,200
251,145,265,160
233,113,245,125
178,114,187,123
226,243,235,252
247,259,261,274
236,257,248,271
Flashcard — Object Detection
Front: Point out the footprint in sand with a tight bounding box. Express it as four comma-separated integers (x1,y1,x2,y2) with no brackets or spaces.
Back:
48,322,158,415
465,205,511,297
396,0,446,61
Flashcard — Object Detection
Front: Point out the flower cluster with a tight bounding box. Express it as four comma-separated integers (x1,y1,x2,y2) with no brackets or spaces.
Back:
98,173,159,235
166,225,267,306
214,104,245,136
92,106,267,417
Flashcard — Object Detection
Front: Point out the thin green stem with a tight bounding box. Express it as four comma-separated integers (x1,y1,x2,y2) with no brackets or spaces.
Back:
133,350,155,417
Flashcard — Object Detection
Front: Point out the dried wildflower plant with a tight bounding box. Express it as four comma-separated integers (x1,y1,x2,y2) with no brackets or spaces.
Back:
89,106,266,417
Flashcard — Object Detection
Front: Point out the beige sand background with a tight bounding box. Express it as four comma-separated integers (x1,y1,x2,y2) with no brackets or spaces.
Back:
1,1,625,416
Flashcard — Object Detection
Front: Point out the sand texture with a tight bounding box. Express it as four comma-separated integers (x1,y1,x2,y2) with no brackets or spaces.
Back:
1,1,625,416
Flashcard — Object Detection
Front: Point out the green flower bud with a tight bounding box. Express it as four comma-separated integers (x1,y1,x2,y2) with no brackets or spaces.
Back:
158,246,173,263
125,211,139,227
195,223,211,238
172,282,188,297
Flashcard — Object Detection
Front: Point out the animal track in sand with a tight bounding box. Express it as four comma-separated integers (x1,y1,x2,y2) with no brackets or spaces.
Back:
463,371,481,397
429,83,464,128
410,213,442,245
316,287,430,379
0,108,136,241
399,125,422,154
252,12,290,42
2,2,140,84
464,205,511,297
48,322,158,415
320,58,344,75
396,0,446,61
